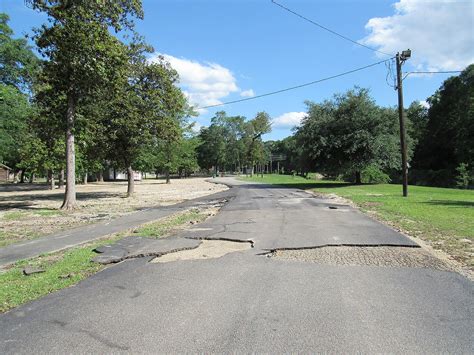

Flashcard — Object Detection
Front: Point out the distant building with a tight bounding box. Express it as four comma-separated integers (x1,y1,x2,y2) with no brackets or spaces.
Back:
107,168,142,181
0,164,11,182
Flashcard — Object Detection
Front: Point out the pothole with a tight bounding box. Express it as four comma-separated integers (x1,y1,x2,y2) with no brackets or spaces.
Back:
268,246,452,271
151,239,252,263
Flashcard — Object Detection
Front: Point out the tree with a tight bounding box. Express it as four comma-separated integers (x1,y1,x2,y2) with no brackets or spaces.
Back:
197,124,226,174
107,51,188,195
0,13,38,91
296,88,404,183
411,64,474,186
243,111,271,176
31,0,143,209
0,85,33,169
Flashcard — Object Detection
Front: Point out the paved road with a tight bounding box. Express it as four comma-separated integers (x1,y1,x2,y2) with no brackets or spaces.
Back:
1,178,472,353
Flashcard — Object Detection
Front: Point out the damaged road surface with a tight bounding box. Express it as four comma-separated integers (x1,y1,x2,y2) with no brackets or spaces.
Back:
1,178,473,353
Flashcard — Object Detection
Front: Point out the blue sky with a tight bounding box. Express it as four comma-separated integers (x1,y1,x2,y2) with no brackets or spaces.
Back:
2,0,473,140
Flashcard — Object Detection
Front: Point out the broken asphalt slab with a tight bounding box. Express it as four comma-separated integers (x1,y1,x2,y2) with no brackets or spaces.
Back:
0,189,234,269
92,236,202,264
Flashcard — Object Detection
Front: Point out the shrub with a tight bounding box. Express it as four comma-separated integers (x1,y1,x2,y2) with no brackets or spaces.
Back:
361,165,391,184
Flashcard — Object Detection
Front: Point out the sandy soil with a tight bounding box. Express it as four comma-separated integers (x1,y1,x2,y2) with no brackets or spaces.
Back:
0,178,227,246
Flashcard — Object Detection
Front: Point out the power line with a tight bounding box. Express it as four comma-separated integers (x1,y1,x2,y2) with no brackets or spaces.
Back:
199,58,392,109
402,70,463,80
405,70,463,75
270,0,394,57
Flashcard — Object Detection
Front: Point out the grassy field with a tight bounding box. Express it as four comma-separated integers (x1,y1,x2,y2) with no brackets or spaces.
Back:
0,208,213,313
243,174,473,268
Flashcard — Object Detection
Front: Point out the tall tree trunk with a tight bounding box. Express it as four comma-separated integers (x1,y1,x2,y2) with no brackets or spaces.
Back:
59,169,64,189
61,93,77,210
165,169,170,184
355,171,362,185
48,170,55,190
20,170,25,183
30,173,35,183
127,166,135,196
97,171,104,182
83,172,88,185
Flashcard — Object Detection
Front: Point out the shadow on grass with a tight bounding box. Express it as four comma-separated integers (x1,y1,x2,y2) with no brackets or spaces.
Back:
0,191,123,210
423,200,474,208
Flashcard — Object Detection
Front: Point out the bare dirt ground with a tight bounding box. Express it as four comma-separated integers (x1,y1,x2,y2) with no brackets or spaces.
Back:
0,178,227,247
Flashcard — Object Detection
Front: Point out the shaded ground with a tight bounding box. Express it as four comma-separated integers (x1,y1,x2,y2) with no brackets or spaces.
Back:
0,178,227,247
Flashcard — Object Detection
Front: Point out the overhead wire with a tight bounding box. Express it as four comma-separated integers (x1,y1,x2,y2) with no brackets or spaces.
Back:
402,70,463,80
199,58,393,109
271,0,394,57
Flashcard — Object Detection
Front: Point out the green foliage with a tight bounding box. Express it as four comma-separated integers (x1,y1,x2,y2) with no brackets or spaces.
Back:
361,164,391,184
455,163,472,189
0,84,33,167
0,13,39,90
197,111,272,174
296,87,405,182
412,64,474,186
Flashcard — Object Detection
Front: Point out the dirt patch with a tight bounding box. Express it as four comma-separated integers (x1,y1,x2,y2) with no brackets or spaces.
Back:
0,178,227,247
152,239,252,263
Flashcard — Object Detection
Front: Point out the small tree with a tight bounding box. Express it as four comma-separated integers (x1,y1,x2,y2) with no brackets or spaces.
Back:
455,163,471,189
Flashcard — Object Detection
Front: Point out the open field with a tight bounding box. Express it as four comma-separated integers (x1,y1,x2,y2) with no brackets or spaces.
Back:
0,207,216,313
0,178,227,247
243,174,474,270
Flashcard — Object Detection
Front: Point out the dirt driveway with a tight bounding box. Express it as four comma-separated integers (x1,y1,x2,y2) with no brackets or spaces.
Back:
0,178,227,247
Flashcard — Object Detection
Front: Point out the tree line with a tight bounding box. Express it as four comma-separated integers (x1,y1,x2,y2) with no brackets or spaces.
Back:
266,65,473,188
2,2,211,210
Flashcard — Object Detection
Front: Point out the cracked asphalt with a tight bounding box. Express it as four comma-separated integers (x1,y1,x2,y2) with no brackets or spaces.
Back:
1,177,473,353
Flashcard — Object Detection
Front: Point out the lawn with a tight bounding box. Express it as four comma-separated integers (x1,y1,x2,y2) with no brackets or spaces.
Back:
242,174,474,268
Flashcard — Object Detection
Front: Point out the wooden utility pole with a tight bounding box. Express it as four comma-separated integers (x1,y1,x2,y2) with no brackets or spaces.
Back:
396,50,410,197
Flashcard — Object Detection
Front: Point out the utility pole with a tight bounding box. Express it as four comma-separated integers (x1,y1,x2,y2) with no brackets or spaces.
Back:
396,49,411,197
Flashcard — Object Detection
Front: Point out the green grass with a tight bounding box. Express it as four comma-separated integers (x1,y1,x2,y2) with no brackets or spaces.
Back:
242,174,474,267
0,240,109,313
33,209,64,217
0,208,213,313
132,208,208,238
2,211,27,221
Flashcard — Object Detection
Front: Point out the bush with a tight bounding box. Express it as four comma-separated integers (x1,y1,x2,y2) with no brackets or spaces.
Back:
456,163,472,189
361,165,391,184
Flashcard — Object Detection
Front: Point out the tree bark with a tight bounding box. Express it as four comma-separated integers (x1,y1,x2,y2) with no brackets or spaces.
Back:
20,170,25,183
127,166,135,196
61,93,77,210
355,171,362,185
97,171,104,182
165,169,170,184
48,170,55,190
83,172,88,185
59,169,64,189
30,173,35,183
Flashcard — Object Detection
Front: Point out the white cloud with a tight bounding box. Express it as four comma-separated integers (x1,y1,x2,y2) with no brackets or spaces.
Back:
240,89,255,98
363,0,474,71
191,121,204,133
149,53,239,112
419,100,430,109
272,112,308,129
